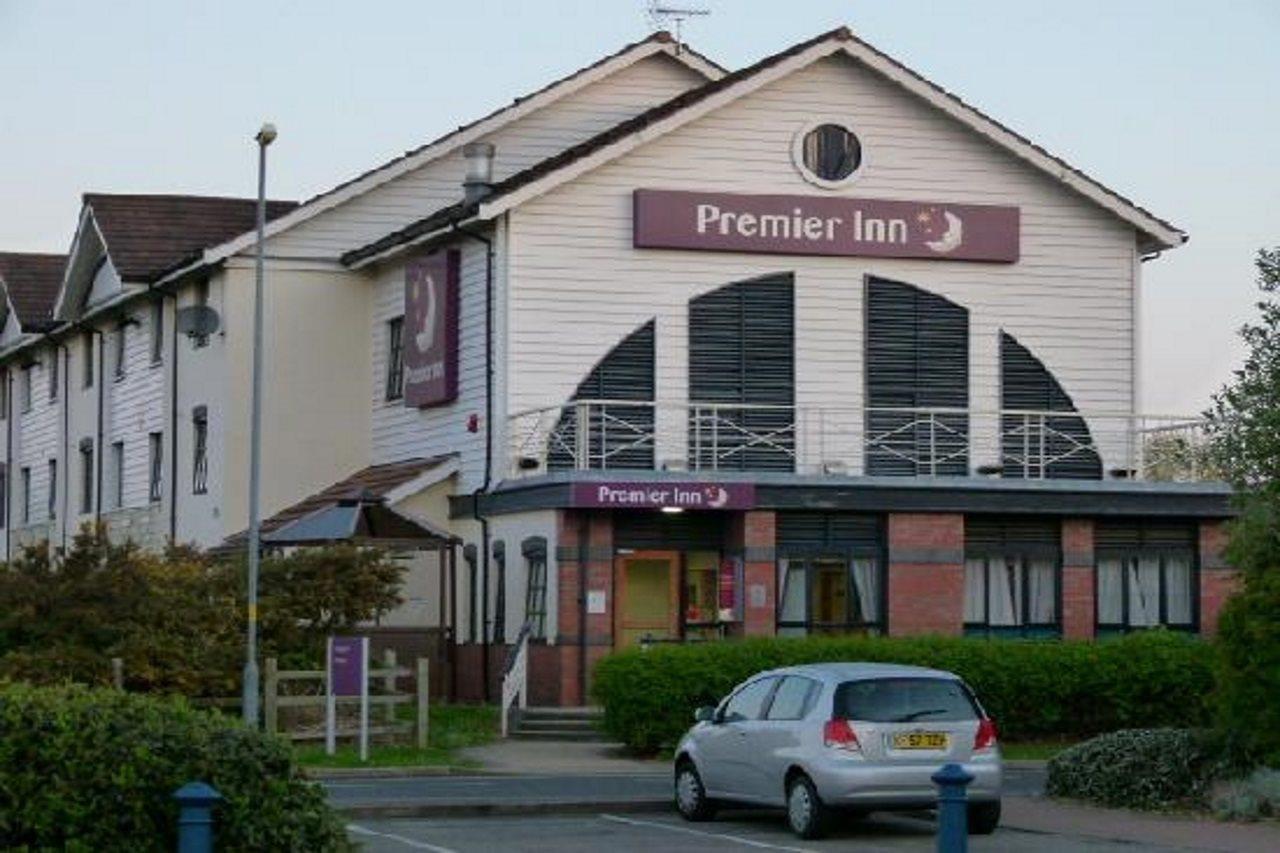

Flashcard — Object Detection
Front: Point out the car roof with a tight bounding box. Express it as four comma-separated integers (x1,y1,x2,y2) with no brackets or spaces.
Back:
756,662,961,683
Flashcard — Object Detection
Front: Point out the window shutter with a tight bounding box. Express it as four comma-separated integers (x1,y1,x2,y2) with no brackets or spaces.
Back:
548,320,655,470
865,278,969,475
1095,520,1196,551
776,512,881,550
688,274,795,471
1000,332,1101,479
965,516,1060,554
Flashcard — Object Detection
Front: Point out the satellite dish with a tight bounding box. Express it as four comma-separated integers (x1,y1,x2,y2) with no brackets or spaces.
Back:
176,305,220,338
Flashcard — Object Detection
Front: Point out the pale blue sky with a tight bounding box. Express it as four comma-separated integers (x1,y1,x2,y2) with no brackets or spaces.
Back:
1,1,1276,413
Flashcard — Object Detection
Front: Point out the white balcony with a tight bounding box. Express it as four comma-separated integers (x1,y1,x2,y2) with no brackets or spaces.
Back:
507,400,1213,483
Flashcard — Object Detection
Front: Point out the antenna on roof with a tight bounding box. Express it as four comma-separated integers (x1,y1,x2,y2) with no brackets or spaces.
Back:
647,1,710,54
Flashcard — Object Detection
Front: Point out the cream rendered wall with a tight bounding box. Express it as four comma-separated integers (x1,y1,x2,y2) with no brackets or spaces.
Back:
506,55,1141,474
488,509,558,644
67,326,102,538
217,261,372,543
267,54,706,259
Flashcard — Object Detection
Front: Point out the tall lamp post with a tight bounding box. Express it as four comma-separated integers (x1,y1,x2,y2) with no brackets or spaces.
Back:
243,122,276,726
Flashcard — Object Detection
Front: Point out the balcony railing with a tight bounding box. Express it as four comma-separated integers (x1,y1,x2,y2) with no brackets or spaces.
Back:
507,400,1214,483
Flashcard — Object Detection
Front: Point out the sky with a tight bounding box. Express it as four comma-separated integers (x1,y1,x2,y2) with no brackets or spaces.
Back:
1,1,1276,414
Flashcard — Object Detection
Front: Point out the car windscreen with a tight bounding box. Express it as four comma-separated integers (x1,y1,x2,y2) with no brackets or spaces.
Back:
834,677,979,723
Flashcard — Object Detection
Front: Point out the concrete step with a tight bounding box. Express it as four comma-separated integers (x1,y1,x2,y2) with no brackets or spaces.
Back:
520,706,603,721
510,728,611,743
516,718,600,732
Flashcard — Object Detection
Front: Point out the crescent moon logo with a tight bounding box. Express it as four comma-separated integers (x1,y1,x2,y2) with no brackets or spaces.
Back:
414,272,438,353
924,210,963,254
705,486,729,509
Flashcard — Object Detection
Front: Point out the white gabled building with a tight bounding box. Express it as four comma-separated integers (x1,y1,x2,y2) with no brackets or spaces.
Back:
2,28,1238,705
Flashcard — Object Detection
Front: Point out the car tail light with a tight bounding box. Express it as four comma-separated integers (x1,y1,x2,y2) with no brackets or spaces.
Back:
823,719,861,753
974,717,998,752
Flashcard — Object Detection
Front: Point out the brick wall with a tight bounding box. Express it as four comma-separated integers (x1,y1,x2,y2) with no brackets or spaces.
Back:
886,513,964,636
1061,518,1095,639
545,510,613,706
1199,519,1240,636
735,510,776,638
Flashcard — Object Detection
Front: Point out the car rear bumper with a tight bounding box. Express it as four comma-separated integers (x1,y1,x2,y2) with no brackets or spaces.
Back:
809,758,1002,808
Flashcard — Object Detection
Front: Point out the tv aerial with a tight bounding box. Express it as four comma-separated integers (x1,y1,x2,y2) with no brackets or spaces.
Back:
646,2,710,54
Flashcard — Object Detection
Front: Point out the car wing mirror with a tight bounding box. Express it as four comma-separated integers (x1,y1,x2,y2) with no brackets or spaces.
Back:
694,706,717,724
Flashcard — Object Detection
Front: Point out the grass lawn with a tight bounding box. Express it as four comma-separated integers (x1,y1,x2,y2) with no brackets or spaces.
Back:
293,703,497,769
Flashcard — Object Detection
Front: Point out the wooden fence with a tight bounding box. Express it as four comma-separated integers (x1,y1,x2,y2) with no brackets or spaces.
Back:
111,649,431,748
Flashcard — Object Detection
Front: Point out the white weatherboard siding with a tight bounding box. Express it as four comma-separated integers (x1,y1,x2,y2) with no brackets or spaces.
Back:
16,345,60,527
268,55,705,259
507,55,1139,473
371,237,489,491
107,306,165,511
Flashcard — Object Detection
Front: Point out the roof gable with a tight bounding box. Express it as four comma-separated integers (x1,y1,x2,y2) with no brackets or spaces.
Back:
158,32,723,281
344,27,1184,266
0,252,66,330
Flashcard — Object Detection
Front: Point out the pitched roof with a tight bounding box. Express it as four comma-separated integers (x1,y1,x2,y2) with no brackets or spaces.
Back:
85,194,298,283
0,252,67,329
343,26,1186,266
157,32,723,283
220,456,451,551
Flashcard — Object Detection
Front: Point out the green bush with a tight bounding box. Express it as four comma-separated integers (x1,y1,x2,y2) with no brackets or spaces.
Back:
591,632,1215,752
0,682,351,851
1045,729,1222,810
1212,768,1280,821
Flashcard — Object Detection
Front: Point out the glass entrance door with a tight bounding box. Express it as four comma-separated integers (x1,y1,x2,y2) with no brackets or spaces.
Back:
616,551,679,648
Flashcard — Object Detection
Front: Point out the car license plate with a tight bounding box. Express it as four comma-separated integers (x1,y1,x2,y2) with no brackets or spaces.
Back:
892,731,949,750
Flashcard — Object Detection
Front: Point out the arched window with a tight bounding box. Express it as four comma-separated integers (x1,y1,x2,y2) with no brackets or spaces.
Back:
547,320,655,470
1000,332,1101,479
865,278,969,476
688,274,795,472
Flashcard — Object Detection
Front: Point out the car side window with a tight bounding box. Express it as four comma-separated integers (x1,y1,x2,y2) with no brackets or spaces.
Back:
721,677,777,723
765,676,818,721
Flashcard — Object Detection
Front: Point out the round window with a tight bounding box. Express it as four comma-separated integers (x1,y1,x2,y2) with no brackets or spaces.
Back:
797,123,862,185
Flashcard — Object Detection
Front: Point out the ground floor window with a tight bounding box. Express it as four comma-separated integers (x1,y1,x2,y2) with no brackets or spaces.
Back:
1095,521,1197,633
777,554,883,636
522,536,548,640
965,517,1061,637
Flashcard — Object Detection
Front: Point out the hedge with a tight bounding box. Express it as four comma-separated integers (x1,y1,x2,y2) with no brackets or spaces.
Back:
1046,729,1223,810
0,682,351,851
592,632,1215,752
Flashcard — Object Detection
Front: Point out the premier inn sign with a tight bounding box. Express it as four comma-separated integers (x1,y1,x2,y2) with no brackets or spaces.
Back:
633,189,1019,263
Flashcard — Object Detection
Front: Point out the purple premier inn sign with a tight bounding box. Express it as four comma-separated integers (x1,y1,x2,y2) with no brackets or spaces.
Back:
328,636,367,697
403,249,460,408
633,189,1019,263
571,481,756,511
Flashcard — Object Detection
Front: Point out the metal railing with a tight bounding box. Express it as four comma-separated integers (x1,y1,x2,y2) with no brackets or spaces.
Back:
508,400,1214,482
500,623,531,738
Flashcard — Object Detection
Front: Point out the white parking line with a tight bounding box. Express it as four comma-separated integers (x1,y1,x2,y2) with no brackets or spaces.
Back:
347,823,460,852
599,813,818,852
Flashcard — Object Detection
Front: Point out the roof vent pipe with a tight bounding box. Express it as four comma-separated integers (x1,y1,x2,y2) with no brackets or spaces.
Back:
463,142,495,204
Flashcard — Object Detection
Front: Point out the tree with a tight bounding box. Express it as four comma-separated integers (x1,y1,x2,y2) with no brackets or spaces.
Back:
1204,246,1280,765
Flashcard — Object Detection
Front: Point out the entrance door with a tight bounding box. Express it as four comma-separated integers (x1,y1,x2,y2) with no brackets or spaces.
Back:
616,551,679,648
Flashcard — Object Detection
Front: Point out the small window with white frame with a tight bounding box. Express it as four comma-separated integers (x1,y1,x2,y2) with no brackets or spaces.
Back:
48,347,59,402
150,300,164,365
522,536,548,640
386,316,405,401
113,321,128,380
792,120,863,188
110,440,125,509
47,458,56,520
192,406,208,494
19,466,30,525
20,364,33,413
148,432,163,503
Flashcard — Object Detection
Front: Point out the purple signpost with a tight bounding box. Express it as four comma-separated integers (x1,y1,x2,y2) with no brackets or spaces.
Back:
326,636,370,760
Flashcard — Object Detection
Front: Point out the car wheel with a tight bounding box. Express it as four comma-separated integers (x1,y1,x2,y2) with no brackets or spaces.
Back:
968,800,1001,835
785,773,828,840
674,761,716,822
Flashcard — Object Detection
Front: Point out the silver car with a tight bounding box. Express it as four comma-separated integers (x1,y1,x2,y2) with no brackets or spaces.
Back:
673,662,1002,839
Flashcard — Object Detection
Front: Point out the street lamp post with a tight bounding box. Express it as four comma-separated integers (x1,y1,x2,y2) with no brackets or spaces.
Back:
243,122,276,727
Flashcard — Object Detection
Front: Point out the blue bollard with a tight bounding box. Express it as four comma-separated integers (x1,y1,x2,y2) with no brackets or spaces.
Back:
932,762,974,853
173,781,222,853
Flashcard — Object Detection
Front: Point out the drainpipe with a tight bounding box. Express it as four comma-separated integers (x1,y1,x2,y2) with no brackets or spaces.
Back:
453,217,494,702
4,368,12,561
60,340,68,549
94,328,104,526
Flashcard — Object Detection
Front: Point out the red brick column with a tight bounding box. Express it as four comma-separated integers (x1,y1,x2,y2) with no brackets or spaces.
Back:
735,510,777,637
1199,519,1240,636
1061,519,1095,640
550,510,614,706
886,513,964,636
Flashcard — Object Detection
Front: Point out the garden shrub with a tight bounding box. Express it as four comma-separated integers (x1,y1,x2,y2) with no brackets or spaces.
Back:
1212,768,1280,821
1046,728,1223,810
0,682,351,851
591,631,1215,752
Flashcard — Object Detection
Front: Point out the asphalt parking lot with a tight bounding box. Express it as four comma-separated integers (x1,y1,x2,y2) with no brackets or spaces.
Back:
346,810,1195,852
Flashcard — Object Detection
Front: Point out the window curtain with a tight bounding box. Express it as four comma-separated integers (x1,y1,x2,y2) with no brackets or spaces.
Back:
850,558,879,623
987,558,1021,626
777,559,807,636
1097,557,1124,625
1027,558,1056,624
964,558,985,623
1164,553,1194,625
1128,556,1161,627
